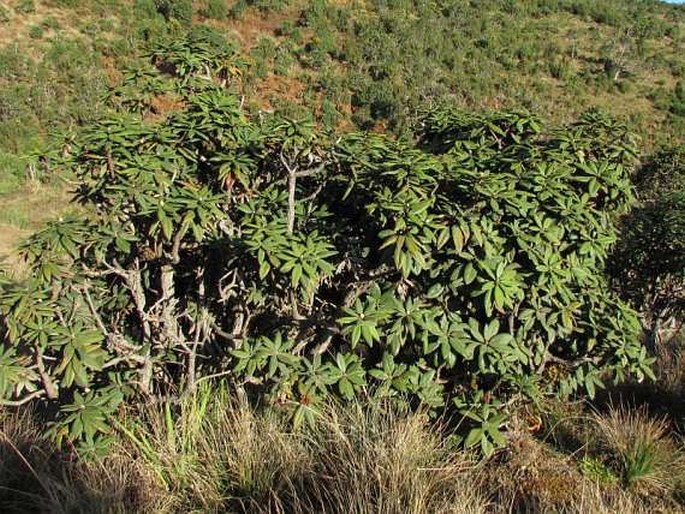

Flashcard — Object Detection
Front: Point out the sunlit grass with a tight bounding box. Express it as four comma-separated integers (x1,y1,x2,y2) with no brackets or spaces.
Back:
4,382,685,513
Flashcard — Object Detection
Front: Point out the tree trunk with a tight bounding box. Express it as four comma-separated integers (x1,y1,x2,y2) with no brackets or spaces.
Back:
646,316,662,355
159,263,182,349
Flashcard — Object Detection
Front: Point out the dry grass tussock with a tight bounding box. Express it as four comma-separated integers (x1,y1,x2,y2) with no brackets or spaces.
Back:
1,385,490,513
288,403,487,514
480,426,680,514
2,382,685,513
115,385,490,514
591,405,685,495
0,407,160,513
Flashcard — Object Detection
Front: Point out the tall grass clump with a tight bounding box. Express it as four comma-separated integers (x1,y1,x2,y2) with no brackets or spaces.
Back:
115,382,489,513
299,402,487,514
592,406,683,494
0,408,159,513
5,388,685,513
116,384,310,512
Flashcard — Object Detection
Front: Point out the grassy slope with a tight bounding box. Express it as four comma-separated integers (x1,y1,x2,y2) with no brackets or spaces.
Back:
0,0,123,260
233,0,685,141
1,1,683,158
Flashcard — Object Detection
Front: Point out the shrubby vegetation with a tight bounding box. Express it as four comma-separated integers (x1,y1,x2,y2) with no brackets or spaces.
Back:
287,0,685,138
0,35,653,456
1,0,683,198
0,1,684,512
610,145,685,351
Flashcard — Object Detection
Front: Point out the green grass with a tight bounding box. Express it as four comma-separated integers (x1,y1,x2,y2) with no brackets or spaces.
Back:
0,209,29,230
593,406,683,493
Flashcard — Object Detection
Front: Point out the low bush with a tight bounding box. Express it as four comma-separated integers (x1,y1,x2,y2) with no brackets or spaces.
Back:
0,69,652,454
0,5,10,24
609,145,685,352
15,0,36,15
201,0,228,20
154,0,193,27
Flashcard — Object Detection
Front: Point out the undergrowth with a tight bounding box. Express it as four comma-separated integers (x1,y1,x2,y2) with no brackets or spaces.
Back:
3,376,685,513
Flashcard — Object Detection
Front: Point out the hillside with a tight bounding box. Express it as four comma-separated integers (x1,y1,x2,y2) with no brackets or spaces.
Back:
0,2,683,254
2,2,685,138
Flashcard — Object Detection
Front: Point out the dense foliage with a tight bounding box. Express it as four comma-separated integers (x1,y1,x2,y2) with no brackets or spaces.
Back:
289,0,685,139
609,145,685,351
0,37,653,454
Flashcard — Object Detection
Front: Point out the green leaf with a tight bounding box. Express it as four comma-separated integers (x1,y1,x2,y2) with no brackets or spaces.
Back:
464,263,477,285
158,209,173,240
426,283,444,299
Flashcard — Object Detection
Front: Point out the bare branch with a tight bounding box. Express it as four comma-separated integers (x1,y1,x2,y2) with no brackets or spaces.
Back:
211,321,240,342
294,162,326,178
287,165,297,234
279,150,297,174
102,258,151,341
34,347,58,400
300,183,324,204
1,390,45,407
170,222,189,265
194,369,233,387
102,354,149,370
81,283,109,336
